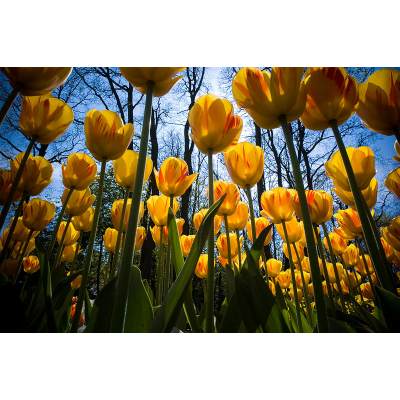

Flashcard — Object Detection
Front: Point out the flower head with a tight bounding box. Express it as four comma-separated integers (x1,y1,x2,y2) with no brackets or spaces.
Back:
195,254,210,279
260,187,294,224
334,178,378,209
61,243,79,263
246,217,272,245
104,227,118,253
23,198,55,231
57,221,80,246
193,208,223,235
23,255,40,274
213,180,240,216
385,167,400,198
292,190,333,225
276,217,302,243
147,195,179,226
135,226,146,251
225,201,248,231
71,207,94,232
62,188,95,217
334,208,363,239
0,169,22,204
216,232,243,259
112,199,144,232
323,231,348,256
180,234,196,257
62,153,97,190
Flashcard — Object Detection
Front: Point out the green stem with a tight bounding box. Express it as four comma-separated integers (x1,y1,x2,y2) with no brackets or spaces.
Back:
14,229,34,284
236,229,242,270
223,215,233,270
330,120,393,292
54,215,72,269
0,87,18,126
0,138,35,231
280,116,328,332
223,214,235,300
205,151,215,332
110,84,154,332
71,235,82,271
282,220,303,333
71,160,107,332
245,187,257,242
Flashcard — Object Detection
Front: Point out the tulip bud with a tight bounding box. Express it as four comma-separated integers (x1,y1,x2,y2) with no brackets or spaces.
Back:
341,244,359,267
382,217,400,252
0,169,22,204
213,180,240,216
334,208,363,239
355,255,374,277
360,282,374,300
265,258,282,278
260,187,294,224
323,231,348,256
57,221,80,246
147,195,179,227
62,153,97,190
217,232,242,259
61,243,79,263
62,188,96,217
283,242,305,265
276,217,302,243
104,227,118,253
195,254,210,279
72,207,94,232
276,270,291,289
193,208,223,235
180,235,196,257
135,226,146,251
225,202,248,231
292,190,333,225
150,225,168,247
23,255,40,274
23,198,55,232
246,217,272,245
112,199,144,232
295,270,311,289
385,167,400,198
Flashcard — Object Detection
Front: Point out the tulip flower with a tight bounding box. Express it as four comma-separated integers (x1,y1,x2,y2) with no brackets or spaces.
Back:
325,147,376,192
71,275,82,290
150,225,169,247
334,209,363,238
394,141,400,162
298,221,320,248
382,225,400,252
193,209,223,235
381,238,394,262
385,167,400,198
289,286,303,302
112,199,144,232
213,180,240,216
232,67,306,129
180,234,196,257
72,207,94,232
20,95,74,144
360,282,374,300
188,94,243,154
154,157,198,198
342,271,362,290
61,243,79,263
113,150,153,191
225,201,248,231
323,231,348,256
3,67,72,96
292,190,333,225
301,256,324,275
135,227,146,251
355,255,374,277
11,153,53,196
176,218,185,236
268,280,276,296
11,238,36,259
325,262,345,283
62,188,96,217
23,198,55,232
195,254,209,279
283,242,305,264
104,227,118,253
276,270,291,289
0,169,22,204
62,153,97,190
85,109,134,162
295,270,311,289
9,218,32,242
334,178,378,209
217,232,242,259
246,217,272,245
356,69,400,137
57,221,80,246
147,195,179,227
260,188,294,224
276,217,302,243
120,67,184,97
265,258,282,278
341,244,359,267
300,68,358,130
23,255,40,274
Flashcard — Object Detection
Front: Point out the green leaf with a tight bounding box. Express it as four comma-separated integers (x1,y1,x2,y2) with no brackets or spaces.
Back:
124,266,154,333
143,279,154,306
151,196,224,332
327,317,357,333
218,294,244,333
374,286,400,332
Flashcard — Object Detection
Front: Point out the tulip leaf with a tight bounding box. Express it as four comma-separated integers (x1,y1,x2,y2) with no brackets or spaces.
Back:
327,317,357,333
124,266,154,333
374,286,400,332
219,295,245,333
151,196,224,332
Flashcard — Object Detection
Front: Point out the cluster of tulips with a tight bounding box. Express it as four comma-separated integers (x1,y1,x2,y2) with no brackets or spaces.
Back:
0,66,400,333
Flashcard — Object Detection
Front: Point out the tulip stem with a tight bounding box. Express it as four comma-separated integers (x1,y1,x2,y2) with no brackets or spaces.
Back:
111,84,154,332
244,187,257,242
206,151,215,332
223,214,235,300
236,229,242,270
0,87,18,127
71,235,82,271
358,237,376,288
71,160,107,332
223,215,233,270
280,115,328,332
330,120,394,292
281,220,303,332
48,188,74,260
54,215,72,269
0,137,35,231
14,229,34,284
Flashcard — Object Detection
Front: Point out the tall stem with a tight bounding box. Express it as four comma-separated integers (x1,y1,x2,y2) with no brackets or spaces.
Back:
245,187,257,242
14,229,34,284
54,215,72,269
280,116,328,332
71,160,107,332
330,120,393,292
0,138,35,231
111,84,153,332
223,215,233,270
205,151,215,332
236,229,242,270
0,87,18,127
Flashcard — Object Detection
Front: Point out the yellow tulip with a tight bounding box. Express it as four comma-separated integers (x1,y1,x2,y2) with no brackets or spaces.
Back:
292,190,333,225
307,283,314,297
225,201,248,230
335,280,350,296
119,67,184,97
325,262,345,283
135,226,146,251
356,69,400,136
298,221,319,248
154,157,198,197
392,249,400,267
216,232,242,259
147,195,179,227
62,188,96,217
265,258,282,278
289,286,303,302
62,153,97,190
325,147,376,191
180,234,196,257
283,242,305,264
150,225,169,247
11,238,36,259
334,178,378,209
323,231,348,256
71,275,82,290
57,221,80,246
224,142,264,188
20,95,73,144
9,217,32,242
342,271,362,289
112,199,144,232
385,167,400,198
268,280,276,296
381,237,394,262
84,109,134,161
61,243,78,263
113,149,153,191
232,67,306,129
23,255,40,274
188,94,242,154
334,208,363,239
276,217,302,243
0,169,22,204
276,270,291,289
355,255,374,277
11,153,53,196
213,180,240,216
23,198,55,231
382,228,400,253
333,226,355,241
3,67,72,95
301,256,324,275
360,282,374,300
394,141,400,162
300,67,358,130
176,218,185,236
193,208,223,235
195,254,210,279
246,217,272,245
104,227,118,253
341,244,359,267
295,270,311,289
71,207,94,232
260,187,294,224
